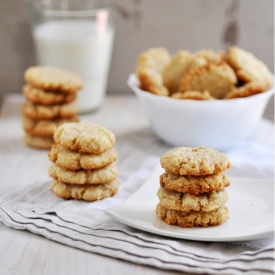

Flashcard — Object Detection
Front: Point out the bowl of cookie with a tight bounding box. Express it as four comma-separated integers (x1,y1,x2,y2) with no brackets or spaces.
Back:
128,46,274,151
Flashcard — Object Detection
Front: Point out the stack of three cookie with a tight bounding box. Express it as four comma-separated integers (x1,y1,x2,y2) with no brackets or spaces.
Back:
156,146,231,227
22,66,82,149
48,122,120,201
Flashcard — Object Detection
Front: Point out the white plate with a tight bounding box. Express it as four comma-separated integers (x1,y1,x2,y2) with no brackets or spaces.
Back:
105,164,274,242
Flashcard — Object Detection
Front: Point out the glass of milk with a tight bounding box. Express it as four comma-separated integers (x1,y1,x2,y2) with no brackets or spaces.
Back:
30,0,115,113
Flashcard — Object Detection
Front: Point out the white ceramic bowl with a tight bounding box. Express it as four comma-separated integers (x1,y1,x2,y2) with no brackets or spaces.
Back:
127,74,274,151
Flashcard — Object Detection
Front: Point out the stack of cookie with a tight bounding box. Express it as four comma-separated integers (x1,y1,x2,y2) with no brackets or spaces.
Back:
22,66,82,149
48,122,120,201
156,146,231,227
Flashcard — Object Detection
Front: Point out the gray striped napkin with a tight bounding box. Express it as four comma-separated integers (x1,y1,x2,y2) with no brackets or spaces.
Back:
0,156,273,275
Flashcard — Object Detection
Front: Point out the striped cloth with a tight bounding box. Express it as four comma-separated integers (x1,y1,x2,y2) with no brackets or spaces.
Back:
0,148,273,275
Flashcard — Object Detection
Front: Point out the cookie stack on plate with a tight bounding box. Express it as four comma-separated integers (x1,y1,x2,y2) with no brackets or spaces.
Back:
156,146,231,227
22,66,82,149
48,122,119,201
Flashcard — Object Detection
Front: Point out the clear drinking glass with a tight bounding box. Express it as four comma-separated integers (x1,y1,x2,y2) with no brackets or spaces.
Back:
30,0,115,113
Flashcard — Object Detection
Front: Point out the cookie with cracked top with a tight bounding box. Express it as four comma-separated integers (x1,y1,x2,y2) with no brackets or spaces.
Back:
162,51,206,94
54,122,115,154
24,66,82,93
179,62,237,99
160,146,231,176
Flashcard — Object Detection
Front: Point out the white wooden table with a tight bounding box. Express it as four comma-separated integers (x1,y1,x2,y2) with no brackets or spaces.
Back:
0,94,187,275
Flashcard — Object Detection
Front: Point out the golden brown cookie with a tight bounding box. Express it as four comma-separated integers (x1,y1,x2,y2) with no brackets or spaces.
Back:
227,46,272,89
136,48,171,75
23,133,54,149
156,203,228,227
157,187,228,212
160,146,231,176
24,66,82,93
48,144,118,170
137,70,169,96
48,162,118,185
22,102,78,120
23,85,77,105
54,122,115,154
51,178,120,201
160,171,230,194
224,81,267,99
162,51,206,94
179,62,237,99
136,48,170,96
22,116,79,136
171,91,214,100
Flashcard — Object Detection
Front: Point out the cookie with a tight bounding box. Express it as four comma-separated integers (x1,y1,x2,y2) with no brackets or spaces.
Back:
23,133,54,149
51,178,120,201
224,81,266,99
24,66,82,93
157,187,228,212
22,102,78,120
179,62,237,99
227,46,272,89
162,51,206,93
54,122,115,154
137,70,169,96
136,48,171,74
195,50,225,63
49,144,118,170
160,146,231,176
171,91,214,100
136,48,170,96
48,162,118,185
23,85,77,105
156,203,228,227
160,171,230,194
22,116,79,136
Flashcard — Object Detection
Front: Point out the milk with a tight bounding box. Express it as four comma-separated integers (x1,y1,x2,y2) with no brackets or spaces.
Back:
33,20,114,112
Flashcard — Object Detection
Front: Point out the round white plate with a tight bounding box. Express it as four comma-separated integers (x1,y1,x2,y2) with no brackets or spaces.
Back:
105,164,274,242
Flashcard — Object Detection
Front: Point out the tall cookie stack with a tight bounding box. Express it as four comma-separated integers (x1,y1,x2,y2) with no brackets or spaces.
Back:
22,66,82,149
156,146,231,227
48,122,120,201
